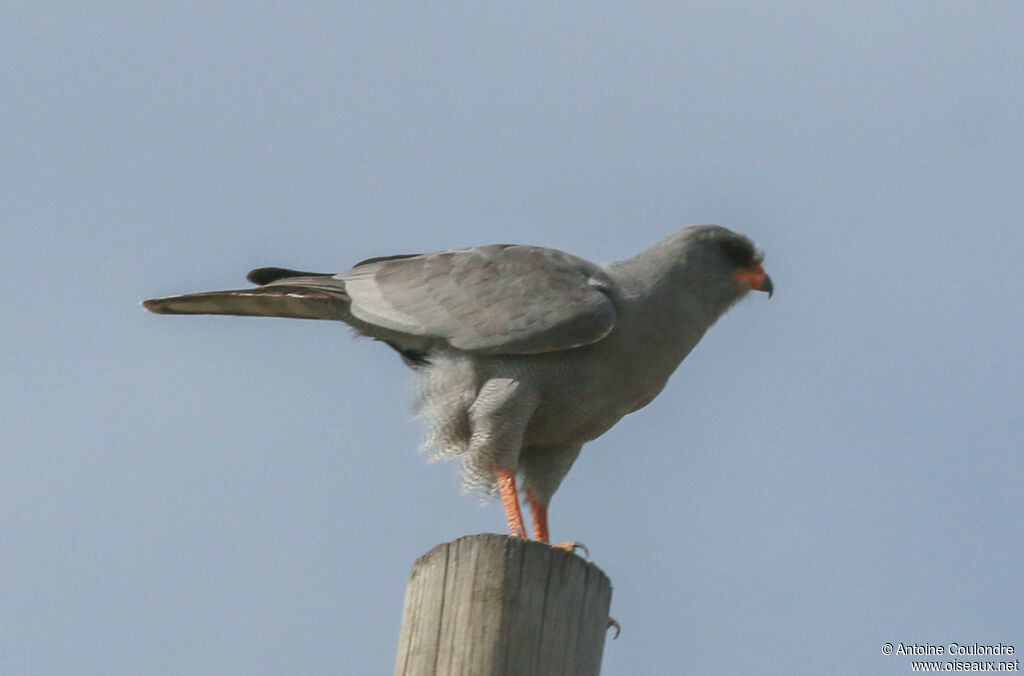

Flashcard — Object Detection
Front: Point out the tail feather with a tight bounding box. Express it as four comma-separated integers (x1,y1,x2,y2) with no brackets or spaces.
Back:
142,284,349,320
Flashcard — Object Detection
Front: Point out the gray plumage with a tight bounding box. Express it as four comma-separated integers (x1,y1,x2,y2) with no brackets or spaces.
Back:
143,225,772,535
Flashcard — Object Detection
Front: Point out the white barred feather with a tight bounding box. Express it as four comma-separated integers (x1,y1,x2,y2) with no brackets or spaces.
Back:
413,353,498,495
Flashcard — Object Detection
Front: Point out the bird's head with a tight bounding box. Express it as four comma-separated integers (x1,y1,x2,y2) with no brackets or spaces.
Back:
691,225,771,291
667,225,773,314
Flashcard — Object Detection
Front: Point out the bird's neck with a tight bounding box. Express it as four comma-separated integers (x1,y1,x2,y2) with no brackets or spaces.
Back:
610,244,742,331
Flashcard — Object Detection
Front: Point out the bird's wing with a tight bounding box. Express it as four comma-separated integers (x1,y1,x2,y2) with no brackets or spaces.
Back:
338,244,617,354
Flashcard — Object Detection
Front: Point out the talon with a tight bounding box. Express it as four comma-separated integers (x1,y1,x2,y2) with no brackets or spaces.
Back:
551,541,589,558
607,617,621,639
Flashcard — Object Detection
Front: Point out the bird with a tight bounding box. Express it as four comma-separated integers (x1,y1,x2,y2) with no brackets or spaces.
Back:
143,224,772,549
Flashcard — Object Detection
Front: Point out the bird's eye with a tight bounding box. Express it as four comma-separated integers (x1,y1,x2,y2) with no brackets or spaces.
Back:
717,237,757,268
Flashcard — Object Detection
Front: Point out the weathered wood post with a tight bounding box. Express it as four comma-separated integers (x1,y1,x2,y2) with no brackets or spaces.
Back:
394,533,614,676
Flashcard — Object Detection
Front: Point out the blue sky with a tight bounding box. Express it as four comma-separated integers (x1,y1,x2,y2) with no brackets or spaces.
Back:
3,3,1022,674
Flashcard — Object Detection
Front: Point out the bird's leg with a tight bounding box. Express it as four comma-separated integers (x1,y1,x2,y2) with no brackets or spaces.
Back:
467,378,535,539
495,467,526,539
525,485,550,543
526,485,588,556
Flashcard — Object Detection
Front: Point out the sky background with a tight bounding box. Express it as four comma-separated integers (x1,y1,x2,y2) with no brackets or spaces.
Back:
3,3,1022,674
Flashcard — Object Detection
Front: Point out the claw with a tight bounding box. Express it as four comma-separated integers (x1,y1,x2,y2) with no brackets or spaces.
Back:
551,541,589,558
607,617,621,639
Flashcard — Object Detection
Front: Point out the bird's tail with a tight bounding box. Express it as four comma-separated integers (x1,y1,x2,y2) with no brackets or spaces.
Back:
142,267,350,321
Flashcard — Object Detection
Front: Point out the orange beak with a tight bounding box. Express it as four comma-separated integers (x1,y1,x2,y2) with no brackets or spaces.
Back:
733,265,774,297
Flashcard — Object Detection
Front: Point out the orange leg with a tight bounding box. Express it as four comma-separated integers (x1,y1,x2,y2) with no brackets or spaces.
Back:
495,467,526,538
526,485,588,556
526,486,550,543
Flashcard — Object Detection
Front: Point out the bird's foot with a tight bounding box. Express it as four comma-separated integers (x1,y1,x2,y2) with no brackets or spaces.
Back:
551,541,589,558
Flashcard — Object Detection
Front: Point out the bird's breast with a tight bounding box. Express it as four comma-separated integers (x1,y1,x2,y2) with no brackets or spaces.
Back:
518,343,674,447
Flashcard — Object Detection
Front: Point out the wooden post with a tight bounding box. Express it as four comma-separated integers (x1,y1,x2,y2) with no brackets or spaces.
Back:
394,533,614,676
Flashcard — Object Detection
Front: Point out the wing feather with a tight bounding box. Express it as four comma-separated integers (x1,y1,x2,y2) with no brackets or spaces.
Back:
145,247,619,355
340,244,617,354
